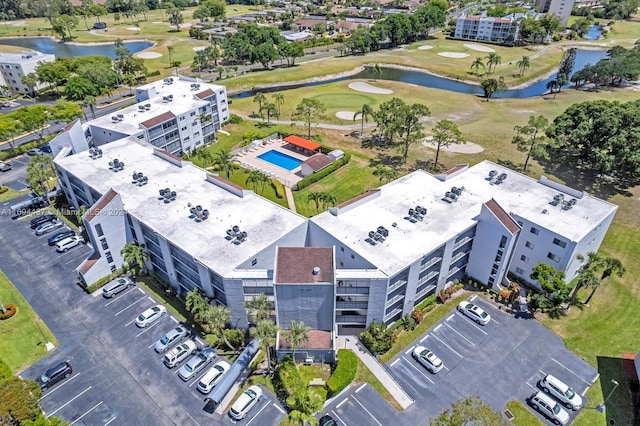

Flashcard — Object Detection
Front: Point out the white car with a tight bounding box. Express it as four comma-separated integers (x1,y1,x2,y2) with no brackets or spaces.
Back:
229,385,263,420
197,360,231,394
412,345,444,373
540,374,583,410
55,235,84,252
154,326,189,353
177,347,217,381
529,391,570,425
135,305,167,328
457,300,491,325
35,220,64,236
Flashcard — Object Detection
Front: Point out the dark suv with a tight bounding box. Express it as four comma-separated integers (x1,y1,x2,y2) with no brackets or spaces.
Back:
36,361,72,389
30,213,57,229
48,230,76,246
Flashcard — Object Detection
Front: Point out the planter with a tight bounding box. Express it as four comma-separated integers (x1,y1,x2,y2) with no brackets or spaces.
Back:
0,304,17,320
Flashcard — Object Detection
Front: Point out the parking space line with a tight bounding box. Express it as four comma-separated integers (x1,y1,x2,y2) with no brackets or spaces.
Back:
420,335,429,343
453,314,489,335
137,288,144,294
125,318,137,326
190,370,210,387
104,417,117,426
355,383,367,393
114,296,147,316
539,369,546,376
136,320,163,337
551,358,592,385
170,317,178,324
70,401,103,425
470,295,477,301
351,395,383,426
336,398,348,409
430,334,463,358
444,323,476,346
41,373,81,398
148,341,157,349
526,381,538,392
46,386,92,417
404,346,415,355
64,251,90,266
491,318,500,324
401,356,434,384
390,359,399,367
104,287,138,306
331,410,348,426
272,402,286,415
434,324,442,332
446,314,454,321
245,399,271,426
147,297,154,302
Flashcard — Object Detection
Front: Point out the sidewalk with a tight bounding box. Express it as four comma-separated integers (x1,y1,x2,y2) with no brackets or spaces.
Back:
335,336,414,409
284,186,296,213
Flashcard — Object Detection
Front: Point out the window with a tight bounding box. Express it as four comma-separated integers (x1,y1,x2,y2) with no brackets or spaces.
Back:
95,223,104,237
340,246,344,252
499,235,507,249
520,255,529,263
179,116,185,121
106,252,113,263
110,265,117,272
552,238,567,248
530,227,539,235
547,252,561,262
251,259,257,266
194,131,200,136
517,220,523,227
515,267,524,275
190,111,196,116
495,254,502,262
351,254,355,259
525,241,534,249
181,126,187,131
100,239,109,250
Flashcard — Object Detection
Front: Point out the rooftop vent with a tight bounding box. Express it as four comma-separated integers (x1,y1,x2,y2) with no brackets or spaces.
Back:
550,193,565,207
158,187,177,203
190,83,201,91
108,158,124,172
88,147,102,159
188,202,209,222
225,225,247,244
312,266,320,275
138,104,146,111
488,170,497,179
132,171,148,186
451,186,464,196
163,77,174,85
162,95,174,102
143,104,151,111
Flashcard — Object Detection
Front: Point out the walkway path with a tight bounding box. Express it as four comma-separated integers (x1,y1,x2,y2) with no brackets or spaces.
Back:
284,186,297,213
335,336,414,410
233,113,376,131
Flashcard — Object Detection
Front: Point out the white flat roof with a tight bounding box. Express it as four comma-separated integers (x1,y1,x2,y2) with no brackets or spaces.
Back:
136,78,226,98
0,51,54,64
312,161,617,276
56,138,306,275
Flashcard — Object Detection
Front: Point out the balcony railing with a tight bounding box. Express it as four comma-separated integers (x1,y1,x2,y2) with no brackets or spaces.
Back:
388,279,407,294
384,307,403,321
336,301,368,310
385,293,404,307
336,315,367,324
453,235,474,249
415,284,436,300
420,256,442,272
336,287,369,295
418,271,439,286
450,251,469,264
447,262,468,277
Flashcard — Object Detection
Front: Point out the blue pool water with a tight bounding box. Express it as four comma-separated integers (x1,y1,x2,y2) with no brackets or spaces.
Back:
258,150,302,171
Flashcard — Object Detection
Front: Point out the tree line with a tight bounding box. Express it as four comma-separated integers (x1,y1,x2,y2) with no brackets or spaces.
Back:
570,44,640,88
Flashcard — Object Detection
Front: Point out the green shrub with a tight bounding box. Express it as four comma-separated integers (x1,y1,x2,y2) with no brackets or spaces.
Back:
401,314,417,331
359,322,396,355
274,355,301,401
270,180,284,199
0,186,8,194
295,153,351,190
326,349,357,396
84,267,128,293
227,114,243,124
415,294,436,311
145,70,161,77
223,328,245,349
0,358,12,380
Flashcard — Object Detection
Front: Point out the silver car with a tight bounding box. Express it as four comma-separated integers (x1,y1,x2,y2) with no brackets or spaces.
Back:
102,277,135,298
35,220,64,236
154,326,189,353
177,347,217,381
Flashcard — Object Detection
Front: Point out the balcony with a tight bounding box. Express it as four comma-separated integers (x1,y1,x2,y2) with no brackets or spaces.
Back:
454,235,473,249
336,287,369,295
415,284,436,300
387,279,407,294
384,307,403,321
420,256,442,272
418,271,438,286
450,251,469,264
336,301,368,310
447,262,468,277
385,293,404,308
336,315,367,324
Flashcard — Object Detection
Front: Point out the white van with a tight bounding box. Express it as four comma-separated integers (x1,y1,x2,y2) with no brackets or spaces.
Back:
162,340,197,368
55,235,84,252
540,374,583,410
197,360,231,394
229,385,262,420
529,391,570,425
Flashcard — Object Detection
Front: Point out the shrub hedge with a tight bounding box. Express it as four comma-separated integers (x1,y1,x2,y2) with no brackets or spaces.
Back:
295,153,351,190
0,186,8,194
0,304,17,320
84,266,128,293
326,349,357,396
415,294,436,312
273,355,301,402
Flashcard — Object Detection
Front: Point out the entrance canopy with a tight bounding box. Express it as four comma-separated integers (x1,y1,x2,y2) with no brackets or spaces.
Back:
284,135,321,152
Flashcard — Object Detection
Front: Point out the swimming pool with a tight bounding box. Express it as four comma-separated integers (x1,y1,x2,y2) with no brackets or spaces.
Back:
257,150,302,171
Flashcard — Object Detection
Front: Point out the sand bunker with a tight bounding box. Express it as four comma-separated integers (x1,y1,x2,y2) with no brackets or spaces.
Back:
438,52,470,58
9,20,27,26
136,52,162,59
126,26,141,31
418,45,434,50
348,82,393,94
463,43,496,53
336,111,357,120
193,46,207,51
423,137,484,154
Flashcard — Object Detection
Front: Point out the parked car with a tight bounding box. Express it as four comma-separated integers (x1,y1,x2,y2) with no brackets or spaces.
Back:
229,385,263,420
48,230,76,246
0,161,11,172
135,305,167,327
154,325,189,353
39,145,52,153
540,374,583,410
197,360,231,394
55,235,84,252
412,345,444,373
178,347,217,381
36,361,72,389
27,148,43,156
102,277,135,298
34,220,64,236
163,340,197,368
457,300,491,325
30,213,57,229
529,391,570,425
319,415,338,426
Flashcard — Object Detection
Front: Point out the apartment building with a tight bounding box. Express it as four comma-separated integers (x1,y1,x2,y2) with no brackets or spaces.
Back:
54,138,616,338
453,13,523,44
0,51,55,95
536,0,576,26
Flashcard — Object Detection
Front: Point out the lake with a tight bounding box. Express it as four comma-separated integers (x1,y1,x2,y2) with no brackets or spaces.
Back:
0,37,153,59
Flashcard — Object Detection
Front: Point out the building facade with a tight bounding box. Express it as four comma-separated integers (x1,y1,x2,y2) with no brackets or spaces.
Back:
0,51,55,95
453,13,522,44
536,0,576,26
54,139,617,338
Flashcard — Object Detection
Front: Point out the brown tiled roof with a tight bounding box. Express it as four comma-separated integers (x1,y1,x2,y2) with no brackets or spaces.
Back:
335,20,365,31
336,189,379,209
140,111,175,129
279,330,332,349
195,89,215,99
70,0,107,5
60,119,79,134
443,164,466,175
294,18,328,28
154,148,182,163
78,251,100,274
275,247,334,284
301,154,332,171
207,174,244,191
85,189,118,222
485,199,520,234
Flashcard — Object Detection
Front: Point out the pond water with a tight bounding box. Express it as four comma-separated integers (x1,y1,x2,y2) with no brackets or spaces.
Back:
584,25,603,40
0,37,153,59
232,49,608,99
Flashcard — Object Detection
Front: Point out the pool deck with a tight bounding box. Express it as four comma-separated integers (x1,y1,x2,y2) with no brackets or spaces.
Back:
235,139,306,188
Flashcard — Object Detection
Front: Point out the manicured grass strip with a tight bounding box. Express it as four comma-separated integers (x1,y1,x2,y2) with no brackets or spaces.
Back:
505,400,543,426
0,269,57,373
0,188,21,203
353,352,402,411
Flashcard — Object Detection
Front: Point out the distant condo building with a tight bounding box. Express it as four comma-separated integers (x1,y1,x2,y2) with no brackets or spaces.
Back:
453,12,526,45
0,50,55,95
536,0,576,26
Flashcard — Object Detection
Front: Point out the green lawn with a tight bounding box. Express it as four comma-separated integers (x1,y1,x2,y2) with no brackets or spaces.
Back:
353,352,402,411
0,269,57,372
506,400,544,426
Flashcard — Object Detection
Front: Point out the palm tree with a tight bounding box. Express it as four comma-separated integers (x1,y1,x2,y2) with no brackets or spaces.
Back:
485,53,502,74
250,319,279,374
516,56,531,76
170,60,181,76
261,102,278,124
286,320,310,363
273,92,285,116
470,57,485,76
584,256,625,305
185,288,209,320
120,242,148,275
319,192,336,210
246,170,265,191
372,164,397,183
246,293,270,323
253,92,266,118
307,192,323,213
167,45,175,65
371,63,382,81
568,260,599,306
353,104,374,136
81,95,96,119
196,148,214,169
213,149,236,179
201,304,236,351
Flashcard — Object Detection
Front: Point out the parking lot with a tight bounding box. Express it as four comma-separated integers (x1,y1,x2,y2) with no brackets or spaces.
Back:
323,383,398,426
0,154,32,192
0,210,285,425
386,295,598,424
